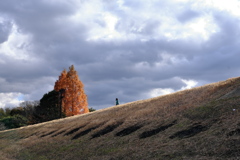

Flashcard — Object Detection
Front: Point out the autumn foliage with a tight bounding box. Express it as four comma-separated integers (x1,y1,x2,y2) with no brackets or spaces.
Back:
54,65,89,116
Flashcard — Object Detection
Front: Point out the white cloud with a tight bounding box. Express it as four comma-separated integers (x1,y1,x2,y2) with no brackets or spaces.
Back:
180,79,198,90
0,23,33,61
186,16,219,40
0,92,24,108
203,0,240,17
148,78,198,98
149,88,175,97
86,12,120,41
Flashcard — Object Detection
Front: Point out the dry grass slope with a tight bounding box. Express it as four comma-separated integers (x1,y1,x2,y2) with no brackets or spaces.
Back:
1,77,240,159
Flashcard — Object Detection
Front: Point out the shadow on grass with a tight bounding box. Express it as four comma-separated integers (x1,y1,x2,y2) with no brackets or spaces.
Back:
40,130,57,138
51,130,66,137
72,126,100,140
64,125,87,136
169,124,208,139
227,129,240,137
115,125,143,137
91,122,124,139
139,120,177,139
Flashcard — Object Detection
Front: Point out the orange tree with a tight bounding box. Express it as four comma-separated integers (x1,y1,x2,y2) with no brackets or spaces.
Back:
54,65,89,116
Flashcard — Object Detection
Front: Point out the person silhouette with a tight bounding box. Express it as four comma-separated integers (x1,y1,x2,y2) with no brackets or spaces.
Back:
116,98,119,105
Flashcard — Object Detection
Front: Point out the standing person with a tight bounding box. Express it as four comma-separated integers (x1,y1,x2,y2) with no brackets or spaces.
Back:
116,98,119,105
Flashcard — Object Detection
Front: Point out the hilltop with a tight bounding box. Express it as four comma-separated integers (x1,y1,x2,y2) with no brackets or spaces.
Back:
1,77,240,160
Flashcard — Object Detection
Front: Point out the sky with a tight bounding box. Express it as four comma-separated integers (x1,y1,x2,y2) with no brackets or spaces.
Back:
0,0,240,110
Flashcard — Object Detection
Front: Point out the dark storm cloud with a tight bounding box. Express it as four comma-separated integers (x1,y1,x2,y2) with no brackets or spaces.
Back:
194,12,240,81
86,76,185,108
177,10,200,23
213,12,240,44
0,0,83,51
0,20,12,43
0,0,83,77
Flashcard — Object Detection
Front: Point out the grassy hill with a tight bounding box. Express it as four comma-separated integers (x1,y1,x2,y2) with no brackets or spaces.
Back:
1,77,240,160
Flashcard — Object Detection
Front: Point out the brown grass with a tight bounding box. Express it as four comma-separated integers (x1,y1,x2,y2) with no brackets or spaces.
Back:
1,77,240,159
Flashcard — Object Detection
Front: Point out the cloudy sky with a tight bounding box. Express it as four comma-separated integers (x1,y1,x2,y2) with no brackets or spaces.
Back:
0,0,240,110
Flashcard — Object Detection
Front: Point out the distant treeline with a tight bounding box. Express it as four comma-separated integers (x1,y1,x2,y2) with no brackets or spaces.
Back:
0,90,96,131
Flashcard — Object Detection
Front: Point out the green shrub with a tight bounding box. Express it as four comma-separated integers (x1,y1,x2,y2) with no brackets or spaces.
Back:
0,114,28,129
0,122,6,131
89,107,96,112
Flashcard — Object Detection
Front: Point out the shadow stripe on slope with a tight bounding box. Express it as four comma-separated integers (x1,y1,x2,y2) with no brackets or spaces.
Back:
91,122,124,139
20,132,38,139
64,125,87,136
139,120,177,139
169,124,208,139
71,126,100,140
51,130,66,137
227,129,240,137
115,125,143,137
40,130,57,138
